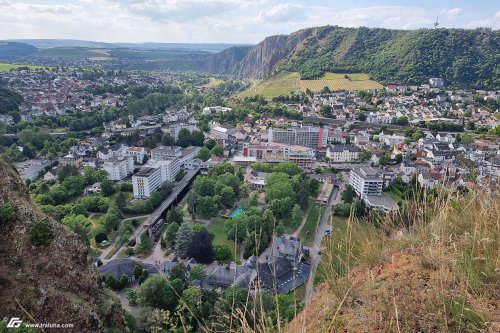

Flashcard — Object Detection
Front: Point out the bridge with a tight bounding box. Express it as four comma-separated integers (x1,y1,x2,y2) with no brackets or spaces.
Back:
141,168,200,239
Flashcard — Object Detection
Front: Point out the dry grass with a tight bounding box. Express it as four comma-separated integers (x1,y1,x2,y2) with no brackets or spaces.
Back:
288,188,499,333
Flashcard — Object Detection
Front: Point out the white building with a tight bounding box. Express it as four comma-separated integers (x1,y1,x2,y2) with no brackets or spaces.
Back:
350,167,383,196
151,146,182,160
132,158,180,198
102,157,134,181
132,167,162,198
268,126,328,149
326,145,361,163
201,106,232,115
126,146,147,164
97,143,127,160
349,167,397,212
375,132,406,146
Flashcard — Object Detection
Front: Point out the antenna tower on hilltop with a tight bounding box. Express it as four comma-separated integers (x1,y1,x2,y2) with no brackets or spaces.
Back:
434,17,439,29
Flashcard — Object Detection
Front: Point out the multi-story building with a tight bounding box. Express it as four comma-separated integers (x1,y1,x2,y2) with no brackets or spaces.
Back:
151,146,182,160
241,142,315,167
132,167,162,198
163,123,197,141
350,167,383,196
102,157,134,181
268,126,328,149
125,146,146,164
349,167,397,212
326,145,361,163
132,158,180,198
98,143,127,160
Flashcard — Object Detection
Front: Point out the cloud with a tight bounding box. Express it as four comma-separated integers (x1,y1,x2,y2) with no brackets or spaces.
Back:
105,0,252,23
0,1,497,43
442,7,463,19
257,2,305,23
467,11,500,29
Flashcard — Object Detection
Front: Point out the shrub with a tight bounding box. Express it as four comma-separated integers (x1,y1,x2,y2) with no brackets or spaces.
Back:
95,232,108,244
0,203,14,222
29,220,54,246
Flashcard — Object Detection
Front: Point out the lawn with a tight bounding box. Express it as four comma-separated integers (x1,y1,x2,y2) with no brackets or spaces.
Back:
314,216,379,285
0,63,50,72
298,204,324,246
237,71,382,100
206,217,241,263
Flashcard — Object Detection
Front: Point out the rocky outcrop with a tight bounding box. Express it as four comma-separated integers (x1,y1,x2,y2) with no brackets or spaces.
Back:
0,158,126,332
203,28,315,78
202,45,252,74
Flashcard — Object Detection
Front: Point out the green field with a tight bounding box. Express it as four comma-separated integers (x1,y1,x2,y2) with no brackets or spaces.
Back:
238,71,383,99
206,217,241,262
0,63,49,72
298,204,324,246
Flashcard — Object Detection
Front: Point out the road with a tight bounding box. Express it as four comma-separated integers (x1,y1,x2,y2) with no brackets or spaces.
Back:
103,169,199,262
304,175,348,302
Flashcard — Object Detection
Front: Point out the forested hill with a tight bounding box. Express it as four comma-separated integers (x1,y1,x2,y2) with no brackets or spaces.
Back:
0,41,38,61
204,26,499,89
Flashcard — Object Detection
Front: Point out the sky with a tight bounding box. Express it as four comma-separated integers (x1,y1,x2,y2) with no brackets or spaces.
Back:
0,0,498,44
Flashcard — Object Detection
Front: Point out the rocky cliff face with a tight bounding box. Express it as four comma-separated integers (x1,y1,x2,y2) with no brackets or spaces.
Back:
0,158,126,332
202,45,252,75
203,28,314,78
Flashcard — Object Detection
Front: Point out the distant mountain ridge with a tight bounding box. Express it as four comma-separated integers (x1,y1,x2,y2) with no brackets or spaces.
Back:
7,39,251,52
203,26,500,89
0,42,38,61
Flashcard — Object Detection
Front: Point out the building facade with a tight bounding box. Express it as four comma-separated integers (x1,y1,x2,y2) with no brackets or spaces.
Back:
268,126,328,149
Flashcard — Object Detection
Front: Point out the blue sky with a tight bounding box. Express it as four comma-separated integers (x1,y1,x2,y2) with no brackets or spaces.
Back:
0,1,498,43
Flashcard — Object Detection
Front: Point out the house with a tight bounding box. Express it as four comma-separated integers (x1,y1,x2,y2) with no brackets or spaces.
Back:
326,144,361,163
84,182,101,195
43,168,58,181
99,259,159,283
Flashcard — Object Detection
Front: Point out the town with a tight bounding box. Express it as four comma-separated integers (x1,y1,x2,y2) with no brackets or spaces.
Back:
1,65,499,330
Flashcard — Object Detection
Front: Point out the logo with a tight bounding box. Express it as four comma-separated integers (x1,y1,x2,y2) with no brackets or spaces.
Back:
7,317,23,328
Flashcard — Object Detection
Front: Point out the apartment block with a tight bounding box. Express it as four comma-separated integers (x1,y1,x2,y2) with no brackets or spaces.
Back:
102,157,134,181
268,126,328,149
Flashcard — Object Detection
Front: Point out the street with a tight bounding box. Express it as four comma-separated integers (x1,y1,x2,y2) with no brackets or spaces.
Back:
304,173,347,302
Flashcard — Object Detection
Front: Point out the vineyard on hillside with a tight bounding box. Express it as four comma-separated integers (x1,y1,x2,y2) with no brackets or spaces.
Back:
238,71,382,99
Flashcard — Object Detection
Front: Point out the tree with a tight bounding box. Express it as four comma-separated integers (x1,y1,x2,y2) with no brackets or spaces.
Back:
100,179,115,196
357,112,367,121
71,204,88,217
189,265,207,281
211,144,223,156
167,207,184,224
61,214,91,239
379,153,390,166
169,263,187,282
214,244,233,262
174,223,193,257
205,139,217,150
360,149,373,161
177,128,191,148
341,185,355,203
138,233,153,253
188,231,215,264
197,146,212,161
396,116,409,126
95,232,108,244
319,105,332,117
136,276,183,311
29,220,54,246
462,133,474,144
57,165,79,182
273,162,302,176
395,154,403,163
115,192,127,212
164,222,179,246
162,134,175,146
190,130,205,146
